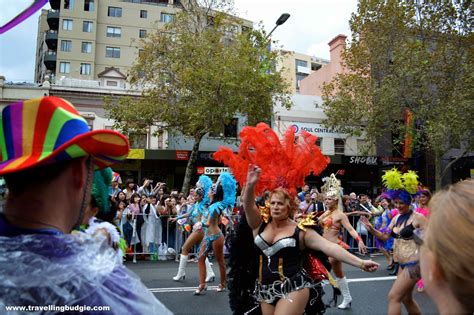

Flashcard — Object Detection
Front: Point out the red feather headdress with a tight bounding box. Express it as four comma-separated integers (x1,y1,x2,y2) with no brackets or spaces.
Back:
213,123,330,197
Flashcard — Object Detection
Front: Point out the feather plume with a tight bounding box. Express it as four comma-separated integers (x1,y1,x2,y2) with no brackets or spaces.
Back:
382,168,404,190
402,171,419,195
213,123,329,197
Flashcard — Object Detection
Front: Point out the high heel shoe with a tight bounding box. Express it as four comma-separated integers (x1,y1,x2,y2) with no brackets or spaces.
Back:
386,262,395,271
205,275,215,283
216,284,226,292
194,284,207,295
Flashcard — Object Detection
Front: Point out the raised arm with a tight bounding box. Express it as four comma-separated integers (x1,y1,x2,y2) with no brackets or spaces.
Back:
361,215,395,241
340,213,367,254
243,165,263,230
303,229,379,272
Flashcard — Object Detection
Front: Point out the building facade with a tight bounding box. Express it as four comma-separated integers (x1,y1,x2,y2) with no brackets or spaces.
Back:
276,50,329,94
35,0,252,85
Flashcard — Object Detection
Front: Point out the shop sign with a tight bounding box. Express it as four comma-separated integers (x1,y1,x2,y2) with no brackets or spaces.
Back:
380,157,409,166
175,150,190,160
128,148,145,160
346,156,378,165
280,121,357,138
197,167,230,175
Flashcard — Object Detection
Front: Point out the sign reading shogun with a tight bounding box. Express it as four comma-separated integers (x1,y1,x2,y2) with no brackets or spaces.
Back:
348,156,378,165
197,167,230,175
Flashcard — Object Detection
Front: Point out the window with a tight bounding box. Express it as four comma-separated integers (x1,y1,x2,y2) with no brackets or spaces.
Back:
139,29,147,38
62,19,73,30
83,21,93,32
108,7,122,17
84,0,94,12
296,73,307,89
81,42,92,53
106,26,121,38
106,80,118,87
296,59,308,68
80,63,91,75
64,0,74,10
335,139,345,155
129,133,147,149
140,10,147,18
59,62,70,73
160,13,175,23
138,49,145,57
106,47,120,58
60,40,72,52
224,118,238,138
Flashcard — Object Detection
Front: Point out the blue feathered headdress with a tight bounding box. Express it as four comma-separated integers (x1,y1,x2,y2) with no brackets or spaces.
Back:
208,172,237,217
196,175,212,212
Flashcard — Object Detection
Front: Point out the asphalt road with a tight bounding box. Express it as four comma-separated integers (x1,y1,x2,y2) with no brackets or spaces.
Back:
126,255,438,315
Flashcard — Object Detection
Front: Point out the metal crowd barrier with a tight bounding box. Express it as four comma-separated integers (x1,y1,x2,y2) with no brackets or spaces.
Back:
119,212,381,263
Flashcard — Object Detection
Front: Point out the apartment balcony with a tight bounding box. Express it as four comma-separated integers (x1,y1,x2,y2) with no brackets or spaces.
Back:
45,31,58,50
49,0,60,10
47,10,60,30
43,51,57,71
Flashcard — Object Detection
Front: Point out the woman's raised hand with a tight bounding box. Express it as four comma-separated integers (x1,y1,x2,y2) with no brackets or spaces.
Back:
360,216,373,231
246,164,261,187
360,260,380,272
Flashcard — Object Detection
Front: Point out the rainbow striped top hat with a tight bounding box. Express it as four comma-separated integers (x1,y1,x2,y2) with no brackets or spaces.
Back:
0,96,129,175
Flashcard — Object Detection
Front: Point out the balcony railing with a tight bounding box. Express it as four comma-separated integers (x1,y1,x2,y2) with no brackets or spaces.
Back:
45,30,58,50
47,10,60,30
43,51,57,70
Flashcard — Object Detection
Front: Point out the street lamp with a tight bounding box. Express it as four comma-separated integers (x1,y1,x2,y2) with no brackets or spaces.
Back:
266,13,290,39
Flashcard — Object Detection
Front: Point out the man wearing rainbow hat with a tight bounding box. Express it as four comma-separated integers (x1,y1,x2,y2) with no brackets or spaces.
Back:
0,97,171,313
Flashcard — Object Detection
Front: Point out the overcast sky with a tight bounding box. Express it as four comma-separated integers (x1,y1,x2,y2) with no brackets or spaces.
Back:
0,0,358,82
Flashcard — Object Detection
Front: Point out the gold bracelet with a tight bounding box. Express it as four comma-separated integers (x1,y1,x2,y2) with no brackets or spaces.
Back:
359,260,365,270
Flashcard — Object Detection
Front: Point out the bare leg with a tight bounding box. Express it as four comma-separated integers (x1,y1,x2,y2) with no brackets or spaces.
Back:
274,288,309,315
181,230,204,255
387,268,419,315
197,240,209,287
329,257,344,278
261,303,275,315
212,235,226,287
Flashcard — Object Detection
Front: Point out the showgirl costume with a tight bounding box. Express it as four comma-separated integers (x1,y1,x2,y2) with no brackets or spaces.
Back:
381,168,420,279
214,123,330,314
177,175,213,233
199,172,237,256
374,208,394,251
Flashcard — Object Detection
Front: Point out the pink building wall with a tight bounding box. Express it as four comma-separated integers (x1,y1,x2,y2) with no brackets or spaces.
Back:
299,34,347,96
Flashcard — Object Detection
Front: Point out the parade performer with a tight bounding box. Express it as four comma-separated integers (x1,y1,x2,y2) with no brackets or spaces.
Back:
194,172,237,295
0,96,171,314
171,175,216,282
318,174,368,309
214,123,379,314
361,168,427,315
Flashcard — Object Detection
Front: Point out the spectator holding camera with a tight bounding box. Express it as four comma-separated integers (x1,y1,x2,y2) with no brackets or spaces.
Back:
138,178,154,197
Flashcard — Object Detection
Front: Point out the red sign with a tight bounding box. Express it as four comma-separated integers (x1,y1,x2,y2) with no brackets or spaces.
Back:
197,166,205,174
175,150,190,160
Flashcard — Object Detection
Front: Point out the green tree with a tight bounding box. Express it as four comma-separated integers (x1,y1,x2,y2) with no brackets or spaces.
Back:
322,0,473,189
105,0,291,194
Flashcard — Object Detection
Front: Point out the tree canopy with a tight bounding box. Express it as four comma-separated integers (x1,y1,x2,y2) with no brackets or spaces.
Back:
106,0,291,193
322,0,473,188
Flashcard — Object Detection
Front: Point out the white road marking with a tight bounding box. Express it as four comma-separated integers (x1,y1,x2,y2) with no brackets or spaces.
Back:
148,276,397,293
